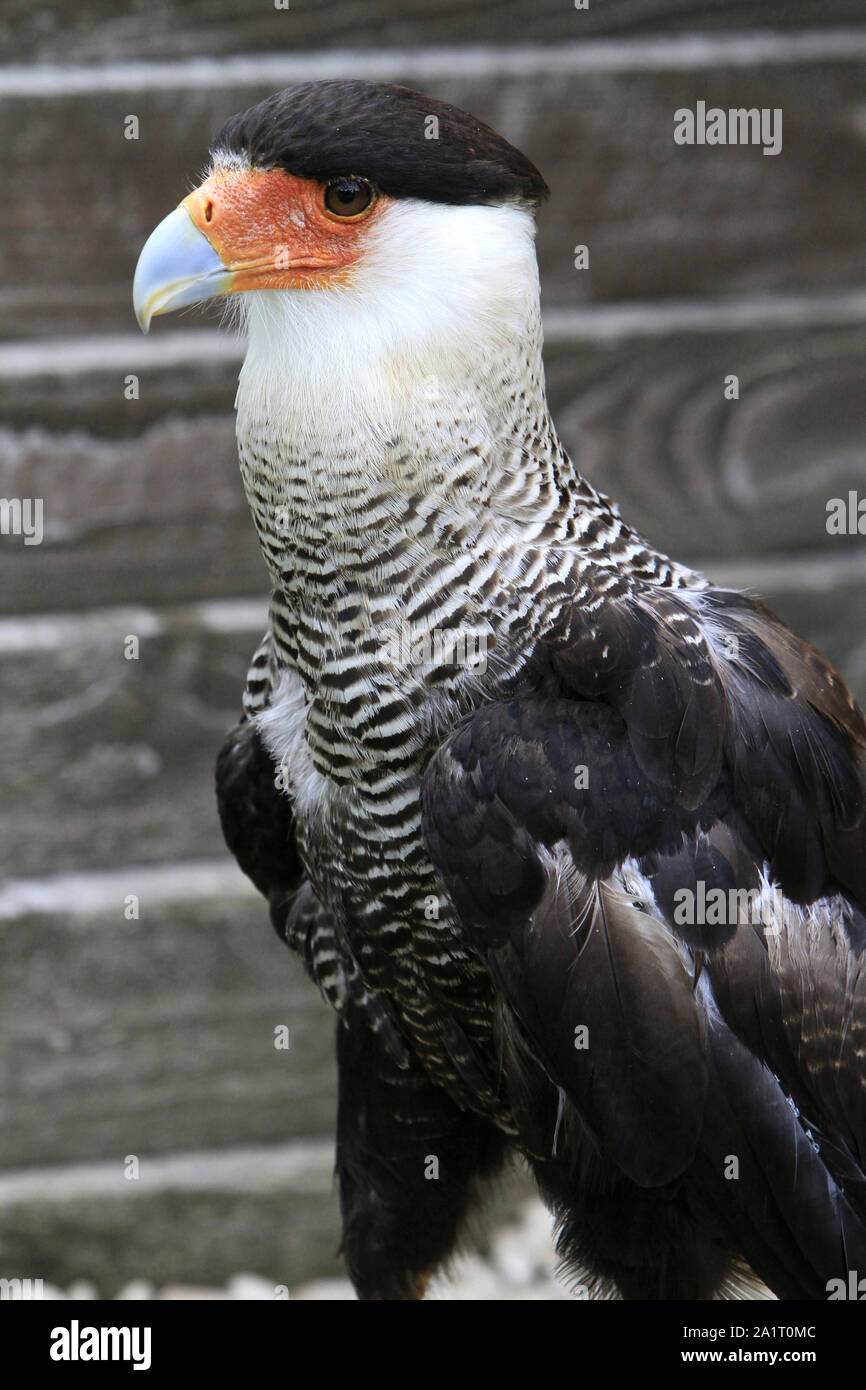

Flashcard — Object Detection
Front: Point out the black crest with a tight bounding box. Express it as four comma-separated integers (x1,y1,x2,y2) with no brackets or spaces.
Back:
213,79,549,207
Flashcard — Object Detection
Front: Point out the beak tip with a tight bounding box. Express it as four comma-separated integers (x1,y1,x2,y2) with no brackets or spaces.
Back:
132,268,155,334
132,204,230,333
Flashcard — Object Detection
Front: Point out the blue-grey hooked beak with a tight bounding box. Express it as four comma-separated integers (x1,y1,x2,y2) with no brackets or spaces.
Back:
133,205,233,332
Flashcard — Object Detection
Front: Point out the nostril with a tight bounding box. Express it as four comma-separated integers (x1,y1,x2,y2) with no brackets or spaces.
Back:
204,200,214,223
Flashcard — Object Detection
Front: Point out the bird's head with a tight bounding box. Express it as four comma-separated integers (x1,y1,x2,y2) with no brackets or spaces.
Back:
133,80,548,356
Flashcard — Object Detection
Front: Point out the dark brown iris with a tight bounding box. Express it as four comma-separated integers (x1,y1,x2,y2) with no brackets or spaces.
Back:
323,177,375,219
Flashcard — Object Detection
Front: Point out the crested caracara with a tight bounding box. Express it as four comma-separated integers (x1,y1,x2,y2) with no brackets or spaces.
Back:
134,80,866,1301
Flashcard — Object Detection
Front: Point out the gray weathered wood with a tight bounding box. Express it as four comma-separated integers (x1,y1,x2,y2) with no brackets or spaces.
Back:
3,52,866,336
3,317,865,614
4,2,864,65
4,6,863,1305
0,550,865,881
1,876,334,1169
0,1141,537,1294
0,1168,345,1293
0,406,265,613
0,605,264,875
545,320,866,566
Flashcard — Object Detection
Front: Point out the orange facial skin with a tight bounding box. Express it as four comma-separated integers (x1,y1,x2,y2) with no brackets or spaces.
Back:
182,167,388,290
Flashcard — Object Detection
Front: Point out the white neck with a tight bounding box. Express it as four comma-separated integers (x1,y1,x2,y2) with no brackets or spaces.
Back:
233,197,545,461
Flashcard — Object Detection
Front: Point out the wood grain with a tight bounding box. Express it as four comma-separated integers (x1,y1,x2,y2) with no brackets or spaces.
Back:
0,1144,536,1294
3,320,865,614
545,322,866,565
5,7,866,1297
0,1173,345,1293
1,883,334,1169
3,53,866,336
1,550,864,882
5,1,865,65
0,607,263,875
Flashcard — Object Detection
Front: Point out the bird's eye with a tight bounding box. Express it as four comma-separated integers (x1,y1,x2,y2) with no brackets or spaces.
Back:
323,177,375,219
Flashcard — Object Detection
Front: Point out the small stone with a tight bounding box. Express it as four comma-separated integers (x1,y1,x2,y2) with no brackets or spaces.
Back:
226,1273,276,1300
116,1280,155,1300
291,1278,355,1300
66,1280,97,1300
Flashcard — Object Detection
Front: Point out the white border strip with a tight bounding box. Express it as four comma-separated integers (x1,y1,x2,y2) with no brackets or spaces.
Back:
0,856,260,921
0,329,244,378
4,290,866,378
697,546,866,595
0,548,862,667
2,30,866,97
0,1139,335,1203
0,597,267,655
542,291,866,343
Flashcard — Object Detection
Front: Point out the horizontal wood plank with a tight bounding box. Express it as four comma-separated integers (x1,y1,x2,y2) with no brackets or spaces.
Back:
0,551,865,881
0,1161,345,1293
1,874,335,1169
2,317,865,614
3,50,866,336
545,321,866,566
0,1141,537,1294
0,605,264,876
5,5,865,66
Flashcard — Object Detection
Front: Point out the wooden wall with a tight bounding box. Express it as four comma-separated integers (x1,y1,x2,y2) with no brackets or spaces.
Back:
2,1,865,1294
